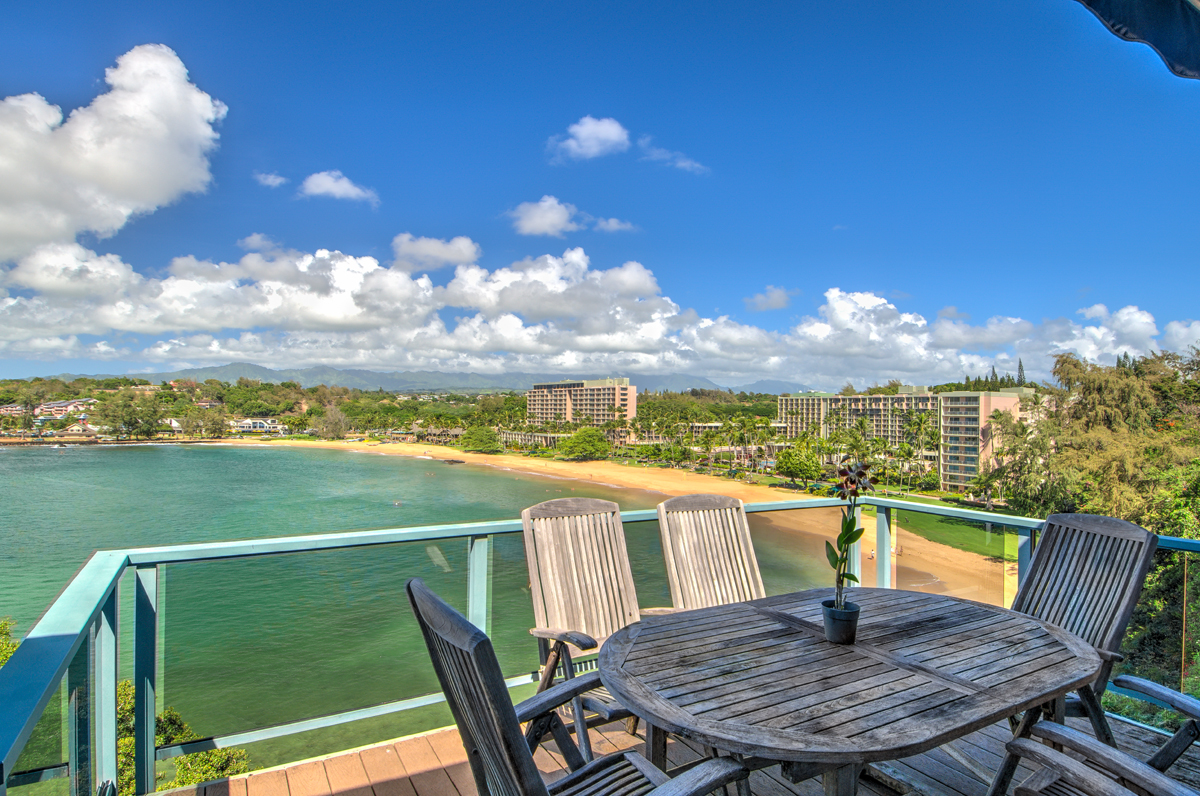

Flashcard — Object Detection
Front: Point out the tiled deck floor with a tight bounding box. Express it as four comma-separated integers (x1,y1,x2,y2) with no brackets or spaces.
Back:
165,717,1200,796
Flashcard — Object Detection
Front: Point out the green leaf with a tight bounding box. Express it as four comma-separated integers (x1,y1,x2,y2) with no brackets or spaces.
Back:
842,573,859,583
847,528,865,545
825,540,839,570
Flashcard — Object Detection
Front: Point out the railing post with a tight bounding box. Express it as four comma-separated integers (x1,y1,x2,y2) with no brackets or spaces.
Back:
876,507,892,589
848,507,862,587
467,535,491,633
1017,528,1033,586
68,626,93,796
134,567,157,796
96,590,118,796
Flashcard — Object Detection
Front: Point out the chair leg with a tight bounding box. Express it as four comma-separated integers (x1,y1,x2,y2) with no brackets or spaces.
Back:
1077,685,1117,748
1148,720,1200,772
538,643,562,693
625,715,640,736
987,706,1042,796
559,650,593,763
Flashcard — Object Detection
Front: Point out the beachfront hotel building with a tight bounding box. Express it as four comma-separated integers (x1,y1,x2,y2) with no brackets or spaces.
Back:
778,386,938,446
938,387,1035,492
777,386,1038,492
525,378,637,427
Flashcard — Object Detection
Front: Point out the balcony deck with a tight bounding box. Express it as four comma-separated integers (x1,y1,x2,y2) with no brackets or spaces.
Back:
163,716,1200,796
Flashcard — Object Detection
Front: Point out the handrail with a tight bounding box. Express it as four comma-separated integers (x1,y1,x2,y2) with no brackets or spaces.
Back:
0,494,1185,796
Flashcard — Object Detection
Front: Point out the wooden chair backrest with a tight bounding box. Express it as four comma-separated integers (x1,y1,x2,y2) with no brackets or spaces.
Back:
521,498,641,648
406,578,548,796
657,494,765,610
1012,513,1157,660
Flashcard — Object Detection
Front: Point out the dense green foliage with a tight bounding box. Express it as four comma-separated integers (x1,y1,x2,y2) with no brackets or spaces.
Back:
115,680,249,795
0,626,248,791
0,375,529,438
932,362,1026,393
558,427,612,460
970,350,1200,721
460,427,502,453
0,617,16,665
775,447,821,486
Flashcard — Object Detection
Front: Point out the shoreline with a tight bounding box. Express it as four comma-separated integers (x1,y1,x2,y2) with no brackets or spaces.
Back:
215,437,1016,606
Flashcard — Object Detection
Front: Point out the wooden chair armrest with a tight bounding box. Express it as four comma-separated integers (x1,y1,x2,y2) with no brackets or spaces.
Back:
1113,675,1200,720
647,755,748,796
530,628,598,650
514,670,602,722
640,607,679,616
1007,738,1134,796
1030,724,1197,796
1097,649,1125,663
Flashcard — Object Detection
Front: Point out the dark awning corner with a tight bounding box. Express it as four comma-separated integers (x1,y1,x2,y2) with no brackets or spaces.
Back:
1073,0,1200,79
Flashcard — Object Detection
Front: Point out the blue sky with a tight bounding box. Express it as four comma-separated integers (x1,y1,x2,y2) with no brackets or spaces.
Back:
2,1,1198,389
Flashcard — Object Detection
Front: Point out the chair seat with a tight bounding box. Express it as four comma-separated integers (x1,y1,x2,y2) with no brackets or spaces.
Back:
576,684,633,722
548,753,667,796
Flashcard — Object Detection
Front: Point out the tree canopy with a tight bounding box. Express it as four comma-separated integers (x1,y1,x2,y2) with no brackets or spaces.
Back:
461,426,502,453
558,427,611,460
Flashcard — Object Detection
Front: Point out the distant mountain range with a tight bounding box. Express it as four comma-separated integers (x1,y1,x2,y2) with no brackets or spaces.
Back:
40,362,808,395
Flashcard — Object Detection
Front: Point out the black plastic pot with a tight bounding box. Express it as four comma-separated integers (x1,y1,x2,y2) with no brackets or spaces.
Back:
821,599,860,644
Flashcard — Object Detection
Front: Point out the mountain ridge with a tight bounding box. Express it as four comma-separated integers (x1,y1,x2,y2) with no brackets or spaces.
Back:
35,362,808,394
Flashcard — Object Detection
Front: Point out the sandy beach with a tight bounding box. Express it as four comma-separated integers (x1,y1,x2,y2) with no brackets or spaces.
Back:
218,437,1016,606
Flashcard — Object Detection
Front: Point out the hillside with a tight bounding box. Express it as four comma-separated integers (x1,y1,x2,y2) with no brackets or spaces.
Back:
43,363,733,394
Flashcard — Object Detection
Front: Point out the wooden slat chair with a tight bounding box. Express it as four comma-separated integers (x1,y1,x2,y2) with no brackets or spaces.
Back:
1004,723,1196,796
876,514,1159,796
405,578,748,796
521,498,656,762
656,494,764,611
1110,675,1200,774
1009,513,1158,746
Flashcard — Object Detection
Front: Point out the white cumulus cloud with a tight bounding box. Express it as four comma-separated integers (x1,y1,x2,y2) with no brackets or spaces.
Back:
299,170,379,206
0,44,227,263
744,286,796,311
253,171,287,187
593,217,636,232
548,116,630,162
507,196,634,237
637,135,708,174
391,232,481,274
508,196,584,237
2,234,1196,390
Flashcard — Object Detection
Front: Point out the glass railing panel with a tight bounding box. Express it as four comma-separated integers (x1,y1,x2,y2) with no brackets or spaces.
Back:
1107,547,1192,730
487,531,542,675
8,680,67,796
158,538,476,771
748,506,840,594
865,504,1019,607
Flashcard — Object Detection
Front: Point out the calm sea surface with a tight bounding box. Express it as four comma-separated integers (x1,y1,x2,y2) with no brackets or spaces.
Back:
1,444,833,770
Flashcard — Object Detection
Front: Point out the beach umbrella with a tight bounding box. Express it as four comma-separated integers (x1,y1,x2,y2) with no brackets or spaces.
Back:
1071,0,1200,79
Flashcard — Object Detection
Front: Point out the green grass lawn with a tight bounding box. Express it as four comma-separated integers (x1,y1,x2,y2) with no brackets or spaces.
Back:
863,502,1017,560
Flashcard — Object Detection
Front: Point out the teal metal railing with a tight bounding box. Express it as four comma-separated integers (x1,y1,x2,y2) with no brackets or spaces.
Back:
2,496,1195,796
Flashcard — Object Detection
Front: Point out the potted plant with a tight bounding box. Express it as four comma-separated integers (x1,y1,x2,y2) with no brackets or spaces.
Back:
823,459,876,644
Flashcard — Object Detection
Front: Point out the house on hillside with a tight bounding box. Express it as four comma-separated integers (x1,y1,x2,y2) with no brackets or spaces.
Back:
36,398,99,418
60,422,100,437
232,418,286,433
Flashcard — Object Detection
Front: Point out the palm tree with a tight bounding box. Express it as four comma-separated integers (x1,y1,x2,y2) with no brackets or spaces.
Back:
904,409,937,481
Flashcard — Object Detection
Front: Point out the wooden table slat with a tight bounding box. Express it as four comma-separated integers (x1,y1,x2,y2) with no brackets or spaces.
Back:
599,588,1102,769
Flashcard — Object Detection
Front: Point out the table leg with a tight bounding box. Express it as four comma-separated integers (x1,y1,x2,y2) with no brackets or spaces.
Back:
823,764,861,796
986,707,1042,796
646,723,667,770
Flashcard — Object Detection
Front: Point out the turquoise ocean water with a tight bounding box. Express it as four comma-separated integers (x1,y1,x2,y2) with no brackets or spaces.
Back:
1,444,837,773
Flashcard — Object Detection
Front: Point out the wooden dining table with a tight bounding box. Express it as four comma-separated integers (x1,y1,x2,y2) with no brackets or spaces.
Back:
598,588,1102,796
